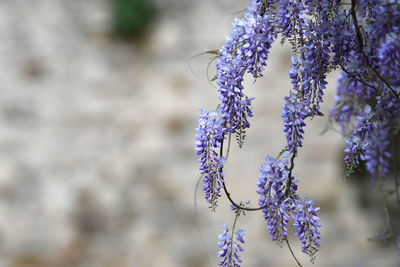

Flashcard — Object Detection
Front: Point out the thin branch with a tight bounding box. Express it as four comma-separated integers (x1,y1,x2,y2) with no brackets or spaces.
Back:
221,181,263,211
229,211,240,266
341,67,380,92
286,238,303,267
206,55,219,87
285,152,297,196
188,50,219,78
219,138,264,212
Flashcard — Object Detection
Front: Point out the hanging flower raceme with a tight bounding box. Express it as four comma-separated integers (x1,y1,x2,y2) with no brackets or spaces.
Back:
344,105,375,170
364,124,391,181
375,91,400,122
257,152,321,255
300,28,330,114
278,0,307,40
257,153,298,242
217,225,246,267
377,33,400,88
242,1,277,79
195,109,225,210
292,198,321,259
257,155,287,241
330,12,357,67
216,0,276,138
282,92,309,155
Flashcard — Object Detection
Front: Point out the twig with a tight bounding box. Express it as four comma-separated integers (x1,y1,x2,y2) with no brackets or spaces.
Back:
219,138,264,212
285,153,297,196
341,67,380,92
286,238,303,267
229,211,240,266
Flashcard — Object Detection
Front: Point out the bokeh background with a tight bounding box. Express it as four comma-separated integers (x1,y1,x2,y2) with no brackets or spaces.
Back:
0,0,397,266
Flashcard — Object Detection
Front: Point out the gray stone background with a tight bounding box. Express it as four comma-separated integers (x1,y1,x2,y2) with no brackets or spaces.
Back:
0,0,397,266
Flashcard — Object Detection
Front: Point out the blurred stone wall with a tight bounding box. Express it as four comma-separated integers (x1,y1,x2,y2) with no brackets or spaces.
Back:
0,0,396,266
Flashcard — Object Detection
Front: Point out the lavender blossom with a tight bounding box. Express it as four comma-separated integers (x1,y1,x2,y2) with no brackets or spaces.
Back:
216,0,277,138
216,17,249,134
241,6,277,79
293,198,321,258
344,105,375,170
282,92,308,155
257,155,288,208
265,200,291,242
217,225,245,267
377,33,400,88
375,92,400,122
231,200,250,216
278,0,307,39
365,124,391,181
330,13,357,67
359,0,378,18
257,153,298,242
196,109,225,210
300,28,330,113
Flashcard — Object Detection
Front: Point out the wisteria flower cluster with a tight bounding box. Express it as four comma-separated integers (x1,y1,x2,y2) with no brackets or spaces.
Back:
217,224,246,267
256,152,321,258
196,0,400,265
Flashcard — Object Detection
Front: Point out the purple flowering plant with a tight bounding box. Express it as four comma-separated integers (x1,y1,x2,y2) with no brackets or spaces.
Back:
195,0,400,265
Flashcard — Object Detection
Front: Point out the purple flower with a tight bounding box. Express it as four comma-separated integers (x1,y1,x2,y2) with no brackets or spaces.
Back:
300,28,330,114
377,33,400,88
365,124,391,181
375,92,400,121
195,109,225,210
293,198,321,258
217,225,245,267
330,13,357,67
344,105,375,169
257,153,299,242
282,92,308,155
264,199,291,242
241,7,277,79
359,0,379,18
231,200,250,216
257,155,288,207
216,0,277,140
216,16,250,136
278,0,307,39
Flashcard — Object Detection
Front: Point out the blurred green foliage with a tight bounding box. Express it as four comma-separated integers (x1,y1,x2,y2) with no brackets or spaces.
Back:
112,0,155,38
